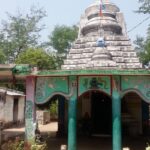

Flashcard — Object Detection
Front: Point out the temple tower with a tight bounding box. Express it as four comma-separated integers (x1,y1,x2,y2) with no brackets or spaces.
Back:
62,0,142,70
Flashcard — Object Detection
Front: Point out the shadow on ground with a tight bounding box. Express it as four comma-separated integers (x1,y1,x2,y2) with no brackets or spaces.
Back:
46,135,148,150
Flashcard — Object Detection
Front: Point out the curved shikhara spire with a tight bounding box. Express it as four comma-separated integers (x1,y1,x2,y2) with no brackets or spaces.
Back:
61,0,142,70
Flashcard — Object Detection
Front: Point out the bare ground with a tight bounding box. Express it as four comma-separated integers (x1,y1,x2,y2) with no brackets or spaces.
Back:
2,122,149,150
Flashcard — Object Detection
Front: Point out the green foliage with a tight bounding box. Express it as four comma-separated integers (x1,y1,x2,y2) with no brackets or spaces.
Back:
134,35,145,52
0,49,6,63
0,6,46,63
49,25,78,54
50,100,58,117
31,143,48,150
134,0,150,66
49,25,78,68
15,48,56,70
1,137,48,150
137,0,150,14
138,40,150,65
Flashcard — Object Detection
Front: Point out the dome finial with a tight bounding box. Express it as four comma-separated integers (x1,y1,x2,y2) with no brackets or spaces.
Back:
95,0,110,3
102,0,110,3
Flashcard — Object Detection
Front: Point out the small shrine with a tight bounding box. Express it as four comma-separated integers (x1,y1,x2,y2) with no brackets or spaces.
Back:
21,1,150,150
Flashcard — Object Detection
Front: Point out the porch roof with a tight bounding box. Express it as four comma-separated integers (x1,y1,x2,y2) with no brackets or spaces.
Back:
0,88,25,96
0,64,150,78
36,69,150,76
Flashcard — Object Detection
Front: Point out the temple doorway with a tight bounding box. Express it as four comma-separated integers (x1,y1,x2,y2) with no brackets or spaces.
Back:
78,90,112,136
91,91,112,135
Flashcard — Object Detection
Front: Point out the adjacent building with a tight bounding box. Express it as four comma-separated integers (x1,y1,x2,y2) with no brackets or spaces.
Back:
0,88,25,127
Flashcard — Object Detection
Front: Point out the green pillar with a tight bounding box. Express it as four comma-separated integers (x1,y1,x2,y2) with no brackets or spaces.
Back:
112,90,121,150
68,98,77,150
68,76,77,150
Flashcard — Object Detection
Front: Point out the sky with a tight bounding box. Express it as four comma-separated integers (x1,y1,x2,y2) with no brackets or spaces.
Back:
0,0,149,43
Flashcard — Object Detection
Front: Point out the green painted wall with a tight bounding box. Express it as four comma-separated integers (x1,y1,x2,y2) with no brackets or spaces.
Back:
78,76,111,96
35,77,68,103
122,76,150,100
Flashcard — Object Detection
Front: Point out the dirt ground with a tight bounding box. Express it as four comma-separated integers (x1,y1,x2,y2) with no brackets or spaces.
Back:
2,122,58,140
2,122,150,150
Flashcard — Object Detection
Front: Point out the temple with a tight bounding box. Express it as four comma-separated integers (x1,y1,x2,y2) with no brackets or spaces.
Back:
0,1,150,150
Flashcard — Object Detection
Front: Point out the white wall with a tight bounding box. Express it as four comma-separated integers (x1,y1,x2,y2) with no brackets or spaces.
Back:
4,95,14,122
0,102,5,121
18,96,25,121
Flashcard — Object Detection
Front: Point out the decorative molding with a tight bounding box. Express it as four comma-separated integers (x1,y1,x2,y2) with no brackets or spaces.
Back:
35,81,77,105
121,88,150,103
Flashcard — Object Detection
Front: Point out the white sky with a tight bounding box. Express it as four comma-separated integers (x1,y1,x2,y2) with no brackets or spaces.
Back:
0,0,149,42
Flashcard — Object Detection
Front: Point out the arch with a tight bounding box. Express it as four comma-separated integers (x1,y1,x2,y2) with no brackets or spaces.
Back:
78,89,111,100
121,91,149,136
121,88,150,103
35,83,76,105
36,93,67,105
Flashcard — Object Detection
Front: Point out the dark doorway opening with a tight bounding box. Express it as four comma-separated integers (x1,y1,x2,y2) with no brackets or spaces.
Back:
91,91,112,135
13,98,19,122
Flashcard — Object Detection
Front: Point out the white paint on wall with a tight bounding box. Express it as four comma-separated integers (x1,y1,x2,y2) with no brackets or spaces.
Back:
0,102,4,121
4,95,14,122
18,97,25,121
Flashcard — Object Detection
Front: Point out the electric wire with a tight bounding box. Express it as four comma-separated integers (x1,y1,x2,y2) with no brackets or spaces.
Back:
127,16,150,33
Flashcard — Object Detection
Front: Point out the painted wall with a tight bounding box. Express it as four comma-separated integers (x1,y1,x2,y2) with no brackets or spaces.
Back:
35,77,68,104
78,76,111,96
122,76,150,101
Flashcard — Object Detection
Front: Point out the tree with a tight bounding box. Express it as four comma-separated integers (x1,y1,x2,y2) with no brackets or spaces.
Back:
0,6,46,63
134,35,145,52
134,0,150,66
147,25,150,40
138,40,150,65
137,0,150,14
49,25,78,68
0,49,6,63
49,25,78,54
15,48,56,70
